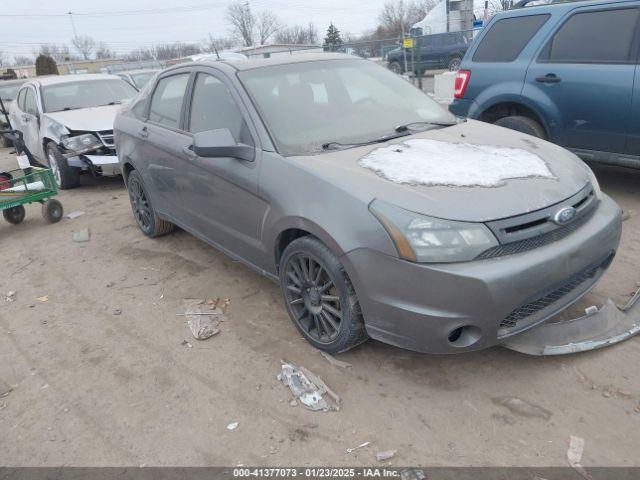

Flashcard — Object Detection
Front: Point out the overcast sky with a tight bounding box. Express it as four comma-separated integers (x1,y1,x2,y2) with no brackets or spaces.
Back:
0,0,399,59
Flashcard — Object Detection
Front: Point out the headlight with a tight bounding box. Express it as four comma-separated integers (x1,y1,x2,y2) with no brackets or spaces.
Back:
584,165,603,201
370,200,499,263
61,133,102,153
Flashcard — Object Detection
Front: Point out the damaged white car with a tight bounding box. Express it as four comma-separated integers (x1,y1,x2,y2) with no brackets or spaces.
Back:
9,74,138,188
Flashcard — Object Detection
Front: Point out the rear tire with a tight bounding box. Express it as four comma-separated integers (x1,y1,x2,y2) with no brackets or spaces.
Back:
126,169,174,237
388,61,402,74
494,115,546,140
46,143,80,189
279,236,368,353
42,199,63,223
448,56,462,71
3,205,25,224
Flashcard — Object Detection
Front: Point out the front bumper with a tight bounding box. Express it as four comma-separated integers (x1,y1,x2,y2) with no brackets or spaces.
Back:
68,154,120,176
341,195,622,354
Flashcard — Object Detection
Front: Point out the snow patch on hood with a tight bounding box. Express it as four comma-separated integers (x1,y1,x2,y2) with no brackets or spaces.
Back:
359,138,555,187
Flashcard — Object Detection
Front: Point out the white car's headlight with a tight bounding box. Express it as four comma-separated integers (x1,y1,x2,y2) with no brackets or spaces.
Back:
584,165,603,201
62,133,102,153
370,200,499,263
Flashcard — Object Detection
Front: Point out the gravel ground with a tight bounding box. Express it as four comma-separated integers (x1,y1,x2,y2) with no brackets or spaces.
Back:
0,146,639,467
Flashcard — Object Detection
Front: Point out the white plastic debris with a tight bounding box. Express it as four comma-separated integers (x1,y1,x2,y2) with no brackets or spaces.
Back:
4,291,16,302
346,441,370,453
567,435,591,480
66,210,85,219
359,138,554,187
181,299,223,340
227,422,239,431
72,228,90,243
376,449,397,461
278,362,341,412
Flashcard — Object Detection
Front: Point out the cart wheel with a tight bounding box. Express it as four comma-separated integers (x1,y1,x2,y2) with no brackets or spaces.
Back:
42,199,63,223
3,205,26,225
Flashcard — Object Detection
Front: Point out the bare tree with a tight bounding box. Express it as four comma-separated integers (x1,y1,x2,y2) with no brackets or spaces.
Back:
227,1,255,47
275,23,318,45
95,42,114,59
71,35,95,60
378,0,427,37
123,48,155,62
0,50,6,67
12,56,34,66
256,10,281,45
36,44,72,62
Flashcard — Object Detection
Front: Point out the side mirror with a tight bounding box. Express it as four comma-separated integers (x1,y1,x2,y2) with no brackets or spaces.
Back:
192,128,255,162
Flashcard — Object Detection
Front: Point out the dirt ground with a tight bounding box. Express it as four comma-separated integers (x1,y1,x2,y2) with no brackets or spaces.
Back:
1,146,639,468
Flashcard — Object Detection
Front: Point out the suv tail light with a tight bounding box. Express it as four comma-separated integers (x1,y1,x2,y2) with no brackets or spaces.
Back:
454,70,471,99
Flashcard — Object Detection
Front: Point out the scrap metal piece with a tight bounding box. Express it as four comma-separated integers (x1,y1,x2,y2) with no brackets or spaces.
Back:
503,288,640,356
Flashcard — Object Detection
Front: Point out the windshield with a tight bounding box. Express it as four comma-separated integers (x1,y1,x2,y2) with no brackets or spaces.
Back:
131,72,157,89
42,79,138,113
239,59,456,156
0,82,24,101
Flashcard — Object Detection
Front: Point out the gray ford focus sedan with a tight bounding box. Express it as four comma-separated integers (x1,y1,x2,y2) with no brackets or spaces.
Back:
114,53,622,354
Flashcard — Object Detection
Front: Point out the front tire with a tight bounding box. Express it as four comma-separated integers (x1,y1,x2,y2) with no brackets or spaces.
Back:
388,61,402,74
279,236,368,353
42,199,63,223
46,143,80,189
494,115,546,140
3,205,25,224
126,169,174,237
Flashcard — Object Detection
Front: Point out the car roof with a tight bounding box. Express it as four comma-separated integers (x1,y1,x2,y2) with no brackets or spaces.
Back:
0,78,27,86
27,73,124,87
117,69,159,75
504,0,637,15
191,52,359,72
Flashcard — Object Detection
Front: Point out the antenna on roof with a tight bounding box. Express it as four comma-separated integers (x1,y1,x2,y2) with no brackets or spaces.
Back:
208,34,221,60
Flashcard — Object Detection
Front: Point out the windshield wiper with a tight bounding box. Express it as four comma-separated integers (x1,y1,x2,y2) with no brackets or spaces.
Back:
322,130,412,151
98,101,122,106
61,107,80,111
394,120,459,133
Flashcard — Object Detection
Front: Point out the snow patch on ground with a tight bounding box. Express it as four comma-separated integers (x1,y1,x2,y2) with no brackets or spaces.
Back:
359,138,555,187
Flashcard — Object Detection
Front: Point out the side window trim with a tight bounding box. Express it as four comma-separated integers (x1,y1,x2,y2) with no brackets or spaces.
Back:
145,70,193,132
537,6,640,65
184,67,259,148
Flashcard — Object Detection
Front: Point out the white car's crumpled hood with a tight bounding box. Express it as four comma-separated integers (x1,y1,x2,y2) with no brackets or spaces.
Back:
44,104,120,132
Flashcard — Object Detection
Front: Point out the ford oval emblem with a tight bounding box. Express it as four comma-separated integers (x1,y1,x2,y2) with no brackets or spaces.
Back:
554,207,577,225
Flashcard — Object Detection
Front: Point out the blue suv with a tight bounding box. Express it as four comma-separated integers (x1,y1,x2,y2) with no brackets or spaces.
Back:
449,0,640,169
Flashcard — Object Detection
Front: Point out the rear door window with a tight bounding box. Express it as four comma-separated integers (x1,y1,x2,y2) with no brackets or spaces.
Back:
542,8,640,64
473,14,550,62
148,73,190,129
24,88,38,116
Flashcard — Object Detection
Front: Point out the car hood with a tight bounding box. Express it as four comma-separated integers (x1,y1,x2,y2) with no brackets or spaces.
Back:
44,104,120,132
293,119,592,222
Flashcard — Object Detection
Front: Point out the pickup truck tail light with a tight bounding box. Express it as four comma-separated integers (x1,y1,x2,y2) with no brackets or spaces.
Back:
454,70,471,99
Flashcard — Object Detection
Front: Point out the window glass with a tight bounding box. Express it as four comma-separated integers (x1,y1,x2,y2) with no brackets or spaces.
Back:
546,9,639,64
24,88,38,116
42,79,137,113
149,73,190,129
188,74,252,145
473,14,550,62
17,89,26,110
239,59,455,156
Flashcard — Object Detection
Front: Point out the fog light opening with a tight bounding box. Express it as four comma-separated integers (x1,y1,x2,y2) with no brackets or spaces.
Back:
448,325,482,348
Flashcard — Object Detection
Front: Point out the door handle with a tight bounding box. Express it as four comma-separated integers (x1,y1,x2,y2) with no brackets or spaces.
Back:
139,126,148,138
536,74,561,84
182,145,197,159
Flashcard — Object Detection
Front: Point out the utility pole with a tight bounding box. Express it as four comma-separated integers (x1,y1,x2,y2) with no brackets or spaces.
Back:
68,12,78,38
446,0,450,32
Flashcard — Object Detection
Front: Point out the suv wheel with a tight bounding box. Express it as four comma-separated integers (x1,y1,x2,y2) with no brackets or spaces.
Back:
126,169,174,237
447,56,462,71
279,236,368,353
388,61,402,74
494,115,546,140
46,143,80,189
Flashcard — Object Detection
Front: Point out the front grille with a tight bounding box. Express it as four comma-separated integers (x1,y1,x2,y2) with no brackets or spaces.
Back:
499,254,613,333
96,130,114,148
475,208,595,260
